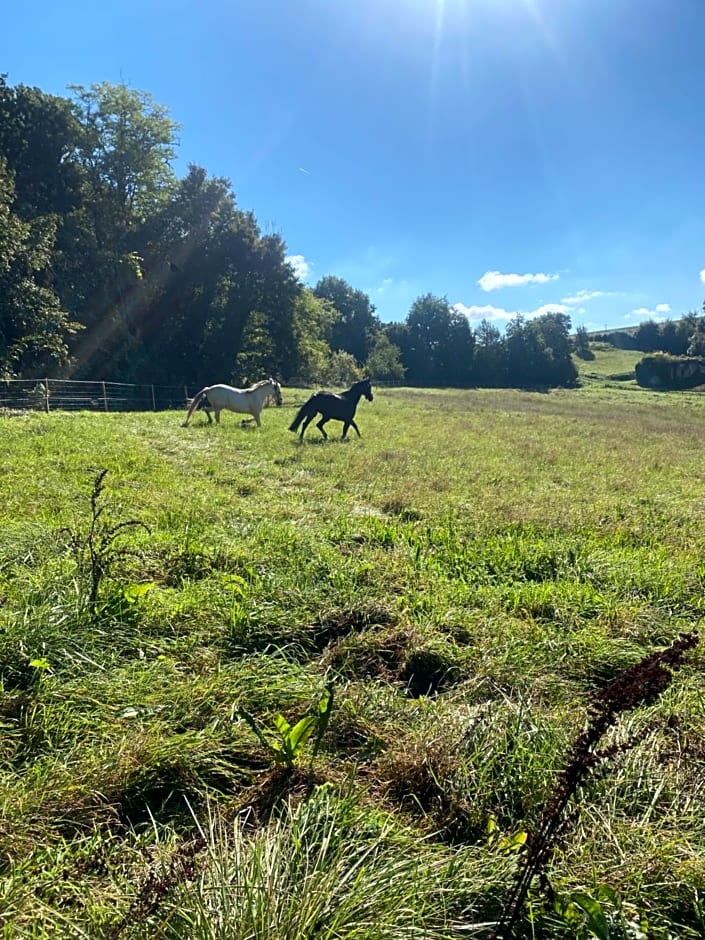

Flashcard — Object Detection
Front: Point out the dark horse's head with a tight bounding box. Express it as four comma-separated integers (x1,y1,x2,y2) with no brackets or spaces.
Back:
357,376,373,402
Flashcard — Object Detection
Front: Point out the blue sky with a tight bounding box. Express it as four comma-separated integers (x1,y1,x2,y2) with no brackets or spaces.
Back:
4,0,705,329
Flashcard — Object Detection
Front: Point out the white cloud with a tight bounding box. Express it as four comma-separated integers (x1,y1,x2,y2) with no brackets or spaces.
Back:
700,269,705,284
456,279,605,325
477,270,559,292
626,303,670,322
285,254,312,281
452,302,569,322
453,303,510,321
561,289,607,305
530,303,570,318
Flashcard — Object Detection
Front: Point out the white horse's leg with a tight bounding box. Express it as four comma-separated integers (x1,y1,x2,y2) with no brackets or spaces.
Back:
215,410,221,425
253,409,262,427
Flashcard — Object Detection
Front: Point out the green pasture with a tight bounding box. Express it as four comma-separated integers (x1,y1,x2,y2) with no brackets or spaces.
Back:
574,343,643,386
0,384,704,938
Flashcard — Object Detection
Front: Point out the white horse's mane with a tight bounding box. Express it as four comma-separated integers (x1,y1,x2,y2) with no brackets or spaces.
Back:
248,378,277,390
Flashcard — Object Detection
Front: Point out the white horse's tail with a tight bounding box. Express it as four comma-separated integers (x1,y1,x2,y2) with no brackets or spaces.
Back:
182,387,209,426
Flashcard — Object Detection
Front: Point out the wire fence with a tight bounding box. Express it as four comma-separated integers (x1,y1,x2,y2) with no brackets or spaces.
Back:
0,378,192,413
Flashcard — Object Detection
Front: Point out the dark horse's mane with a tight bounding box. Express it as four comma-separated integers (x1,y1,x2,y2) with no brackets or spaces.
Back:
289,377,373,440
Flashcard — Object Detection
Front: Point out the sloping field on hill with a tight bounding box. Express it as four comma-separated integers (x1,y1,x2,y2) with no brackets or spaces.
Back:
574,343,644,385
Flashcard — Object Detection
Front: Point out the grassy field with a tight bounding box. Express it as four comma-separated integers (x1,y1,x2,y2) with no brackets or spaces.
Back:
1,382,704,938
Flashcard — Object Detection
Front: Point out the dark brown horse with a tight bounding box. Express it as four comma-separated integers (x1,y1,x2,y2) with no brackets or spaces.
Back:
288,377,373,440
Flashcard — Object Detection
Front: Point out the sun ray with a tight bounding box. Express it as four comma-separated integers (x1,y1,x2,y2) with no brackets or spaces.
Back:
425,0,447,159
517,0,570,73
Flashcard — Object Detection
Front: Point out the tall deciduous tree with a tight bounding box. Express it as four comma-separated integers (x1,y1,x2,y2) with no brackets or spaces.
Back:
0,75,82,220
572,324,593,360
313,276,380,365
135,165,300,385
687,316,705,357
365,332,405,382
633,318,662,353
288,289,338,384
505,312,577,387
0,160,77,377
58,82,181,379
68,82,179,233
472,318,506,386
404,294,474,386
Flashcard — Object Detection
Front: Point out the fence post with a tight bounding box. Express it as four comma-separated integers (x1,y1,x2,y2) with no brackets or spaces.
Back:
44,379,50,413
151,385,156,411
102,382,108,412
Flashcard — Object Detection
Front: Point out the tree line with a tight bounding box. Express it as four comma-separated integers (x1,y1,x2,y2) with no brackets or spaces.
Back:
590,310,705,358
1,75,582,389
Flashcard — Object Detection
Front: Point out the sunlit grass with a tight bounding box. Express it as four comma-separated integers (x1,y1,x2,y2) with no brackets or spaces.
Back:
1,386,704,936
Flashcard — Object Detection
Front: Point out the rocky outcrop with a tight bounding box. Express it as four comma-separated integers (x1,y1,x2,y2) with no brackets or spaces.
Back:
635,355,705,389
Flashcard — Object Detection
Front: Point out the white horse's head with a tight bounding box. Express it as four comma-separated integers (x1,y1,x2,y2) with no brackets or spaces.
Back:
269,378,283,406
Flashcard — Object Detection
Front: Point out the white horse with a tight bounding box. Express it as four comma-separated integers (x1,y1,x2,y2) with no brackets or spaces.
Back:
182,378,282,427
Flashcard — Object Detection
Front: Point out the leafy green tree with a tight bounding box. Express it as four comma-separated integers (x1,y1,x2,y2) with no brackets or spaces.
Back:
404,294,474,386
682,308,705,357
288,289,338,384
572,324,594,360
657,320,678,355
535,311,577,385
505,314,536,386
0,75,82,220
135,165,300,385
313,276,380,364
472,318,507,386
505,312,577,388
633,319,662,353
68,82,179,233
321,350,363,386
238,231,301,380
687,320,705,357
0,160,77,377
53,82,181,380
384,321,411,372
365,332,404,382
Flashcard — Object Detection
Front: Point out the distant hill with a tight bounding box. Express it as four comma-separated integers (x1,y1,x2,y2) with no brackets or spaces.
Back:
580,315,697,343
583,325,638,339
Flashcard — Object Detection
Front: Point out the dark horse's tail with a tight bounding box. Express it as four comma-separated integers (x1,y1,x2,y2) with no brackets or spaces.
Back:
289,396,315,432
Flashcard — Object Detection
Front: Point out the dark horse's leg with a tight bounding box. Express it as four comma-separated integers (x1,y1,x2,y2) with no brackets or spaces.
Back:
345,419,361,438
316,417,329,439
299,412,316,439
